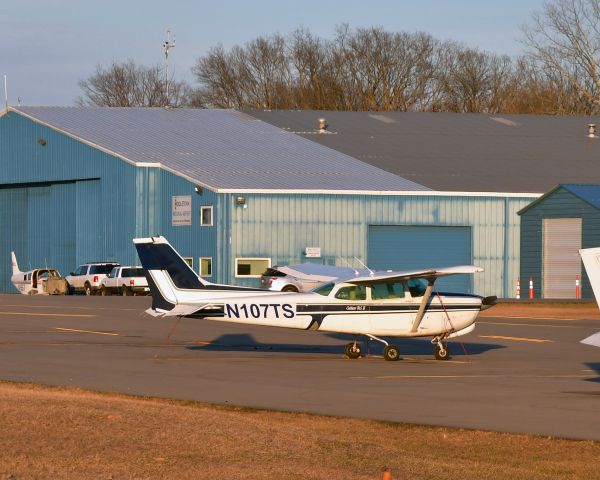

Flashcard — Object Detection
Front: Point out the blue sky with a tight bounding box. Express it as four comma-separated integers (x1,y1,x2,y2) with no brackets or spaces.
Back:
2,0,545,106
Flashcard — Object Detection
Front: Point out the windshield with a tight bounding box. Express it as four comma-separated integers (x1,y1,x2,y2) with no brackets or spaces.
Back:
407,278,428,297
313,282,335,296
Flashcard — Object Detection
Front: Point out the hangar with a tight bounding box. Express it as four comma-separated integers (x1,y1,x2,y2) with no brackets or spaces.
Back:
0,107,537,296
519,184,600,299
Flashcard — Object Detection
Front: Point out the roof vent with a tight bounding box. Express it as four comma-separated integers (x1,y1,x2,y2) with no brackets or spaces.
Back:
318,118,328,133
589,123,597,138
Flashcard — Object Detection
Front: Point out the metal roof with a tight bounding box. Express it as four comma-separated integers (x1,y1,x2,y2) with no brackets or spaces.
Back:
562,184,600,209
249,110,600,193
8,107,428,193
519,183,600,214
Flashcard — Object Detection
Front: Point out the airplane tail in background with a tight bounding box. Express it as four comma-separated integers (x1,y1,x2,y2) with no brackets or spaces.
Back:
580,248,600,307
11,251,20,275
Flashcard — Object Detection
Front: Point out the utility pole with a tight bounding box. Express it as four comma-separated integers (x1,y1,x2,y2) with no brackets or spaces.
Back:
163,29,175,106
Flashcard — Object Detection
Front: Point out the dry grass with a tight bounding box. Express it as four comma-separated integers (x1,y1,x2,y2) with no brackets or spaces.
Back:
0,382,599,479
481,302,600,320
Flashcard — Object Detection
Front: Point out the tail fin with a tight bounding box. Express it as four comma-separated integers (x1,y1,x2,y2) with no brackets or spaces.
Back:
580,248,600,307
134,236,209,311
11,251,20,275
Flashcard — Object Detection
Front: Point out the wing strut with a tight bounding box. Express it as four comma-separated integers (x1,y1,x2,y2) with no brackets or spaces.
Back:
409,278,435,333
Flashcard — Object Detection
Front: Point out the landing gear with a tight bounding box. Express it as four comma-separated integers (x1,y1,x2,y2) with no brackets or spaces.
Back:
432,336,450,361
345,342,362,359
383,345,400,362
367,334,401,362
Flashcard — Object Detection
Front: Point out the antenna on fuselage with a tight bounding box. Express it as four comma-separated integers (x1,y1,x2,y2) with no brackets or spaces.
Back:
353,257,374,277
337,257,359,276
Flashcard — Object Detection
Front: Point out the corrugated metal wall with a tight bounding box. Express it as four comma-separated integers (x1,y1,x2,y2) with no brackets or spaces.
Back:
228,193,533,297
520,187,600,299
0,112,220,291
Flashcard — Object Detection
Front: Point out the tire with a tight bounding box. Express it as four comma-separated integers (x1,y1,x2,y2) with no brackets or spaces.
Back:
66,283,74,295
383,345,400,361
101,286,109,296
84,283,92,296
345,342,361,359
435,344,450,361
281,285,299,293
122,286,132,296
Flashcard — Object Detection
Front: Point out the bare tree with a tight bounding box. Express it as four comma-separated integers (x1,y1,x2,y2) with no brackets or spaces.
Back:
78,60,191,107
523,0,600,114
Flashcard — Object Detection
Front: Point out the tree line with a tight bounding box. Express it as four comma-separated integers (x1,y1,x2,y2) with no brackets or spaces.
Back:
78,0,600,115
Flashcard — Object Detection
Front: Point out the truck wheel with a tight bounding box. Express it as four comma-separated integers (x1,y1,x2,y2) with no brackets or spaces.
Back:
101,286,110,296
84,283,92,296
122,286,132,296
66,283,74,295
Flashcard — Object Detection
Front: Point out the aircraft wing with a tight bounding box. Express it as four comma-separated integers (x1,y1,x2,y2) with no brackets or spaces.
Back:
581,332,600,348
345,265,484,285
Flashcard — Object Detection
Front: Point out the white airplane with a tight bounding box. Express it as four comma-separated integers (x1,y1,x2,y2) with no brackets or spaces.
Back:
578,248,600,347
134,236,497,361
10,251,62,295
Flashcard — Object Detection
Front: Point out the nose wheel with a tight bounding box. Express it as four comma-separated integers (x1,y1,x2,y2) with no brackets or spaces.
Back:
433,336,450,360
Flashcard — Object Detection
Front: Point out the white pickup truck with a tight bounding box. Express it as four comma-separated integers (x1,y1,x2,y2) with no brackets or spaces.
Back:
100,266,149,296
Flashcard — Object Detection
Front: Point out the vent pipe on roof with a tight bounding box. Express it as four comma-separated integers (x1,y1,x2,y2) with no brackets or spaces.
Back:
588,123,597,138
318,118,328,133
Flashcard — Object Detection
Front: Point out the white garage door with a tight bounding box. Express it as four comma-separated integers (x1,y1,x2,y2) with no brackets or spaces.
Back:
543,218,582,299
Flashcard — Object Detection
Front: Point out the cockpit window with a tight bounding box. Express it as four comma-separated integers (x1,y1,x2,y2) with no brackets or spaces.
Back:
407,278,428,297
335,285,366,301
313,282,335,296
371,282,405,300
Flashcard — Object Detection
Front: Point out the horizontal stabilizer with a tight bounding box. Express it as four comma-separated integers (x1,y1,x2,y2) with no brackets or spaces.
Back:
581,332,600,348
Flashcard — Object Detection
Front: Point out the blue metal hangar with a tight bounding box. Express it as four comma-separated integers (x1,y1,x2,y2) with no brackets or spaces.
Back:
0,107,536,296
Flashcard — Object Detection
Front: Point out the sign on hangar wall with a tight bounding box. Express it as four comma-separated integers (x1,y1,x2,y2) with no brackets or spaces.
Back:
172,195,192,226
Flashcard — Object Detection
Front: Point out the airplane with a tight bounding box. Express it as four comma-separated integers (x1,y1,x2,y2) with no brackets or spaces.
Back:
578,247,600,347
10,251,64,295
134,236,497,361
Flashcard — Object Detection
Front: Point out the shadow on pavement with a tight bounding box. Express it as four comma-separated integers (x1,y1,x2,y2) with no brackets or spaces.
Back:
186,333,504,357
584,362,600,383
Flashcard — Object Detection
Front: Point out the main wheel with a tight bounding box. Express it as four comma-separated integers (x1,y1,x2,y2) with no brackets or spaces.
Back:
282,285,299,292
345,342,361,359
122,286,132,296
383,345,400,361
101,286,109,296
435,344,450,361
84,283,92,296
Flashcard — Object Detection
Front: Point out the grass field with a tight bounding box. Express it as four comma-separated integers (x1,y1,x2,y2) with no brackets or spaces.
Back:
1,382,599,479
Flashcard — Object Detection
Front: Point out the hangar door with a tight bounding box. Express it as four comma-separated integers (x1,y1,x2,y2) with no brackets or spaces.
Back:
368,226,473,293
543,218,581,299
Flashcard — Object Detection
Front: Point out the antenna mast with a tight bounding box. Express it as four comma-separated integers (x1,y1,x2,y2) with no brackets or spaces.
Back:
3,75,7,111
163,29,175,106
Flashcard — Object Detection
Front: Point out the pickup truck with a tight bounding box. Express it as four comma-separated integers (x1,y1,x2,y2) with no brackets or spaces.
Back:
100,266,149,296
65,262,120,295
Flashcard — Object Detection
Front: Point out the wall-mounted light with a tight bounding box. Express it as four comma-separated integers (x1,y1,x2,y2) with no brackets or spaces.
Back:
38,138,46,146
194,185,203,195
236,196,246,205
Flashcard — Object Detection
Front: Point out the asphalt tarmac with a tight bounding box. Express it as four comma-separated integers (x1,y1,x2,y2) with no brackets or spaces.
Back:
1,294,599,440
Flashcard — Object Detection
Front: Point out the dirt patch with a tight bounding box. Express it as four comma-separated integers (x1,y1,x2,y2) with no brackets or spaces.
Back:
0,382,599,479
481,302,600,320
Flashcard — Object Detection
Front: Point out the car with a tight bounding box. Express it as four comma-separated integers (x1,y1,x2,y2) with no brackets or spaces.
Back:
100,266,149,296
260,265,363,293
65,262,120,295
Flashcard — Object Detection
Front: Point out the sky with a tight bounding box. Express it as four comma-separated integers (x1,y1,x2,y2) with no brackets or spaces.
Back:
2,0,546,106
